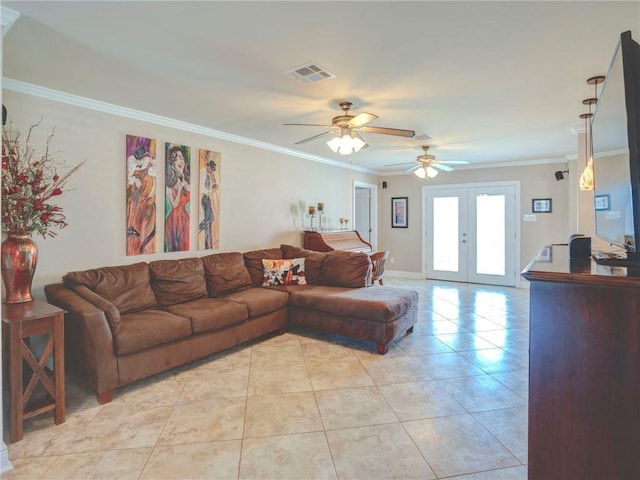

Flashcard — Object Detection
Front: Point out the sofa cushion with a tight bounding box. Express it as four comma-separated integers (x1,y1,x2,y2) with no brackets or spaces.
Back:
263,284,318,294
201,252,253,297
322,250,372,287
223,287,290,318
71,285,122,335
149,257,208,307
114,309,192,355
280,245,327,285
289,285,418,323
262,258,307,286
63,262,157,314
243,247,283,286
163,297,248,334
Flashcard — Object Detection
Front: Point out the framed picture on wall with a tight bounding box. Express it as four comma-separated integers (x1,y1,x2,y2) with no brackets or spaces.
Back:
594,194,610,211
532,198,552,213
391,197,408,228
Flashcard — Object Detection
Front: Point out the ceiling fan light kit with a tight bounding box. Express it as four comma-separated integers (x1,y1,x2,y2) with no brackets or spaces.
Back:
326,127,366,155
414,165,439,179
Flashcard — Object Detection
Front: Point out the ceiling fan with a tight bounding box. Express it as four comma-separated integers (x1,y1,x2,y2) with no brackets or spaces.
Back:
386,145,470,178
284,101,415,155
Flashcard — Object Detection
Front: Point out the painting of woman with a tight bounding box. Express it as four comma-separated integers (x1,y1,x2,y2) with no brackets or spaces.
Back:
164,144,191,252
126,135,156,255
198,149,220,250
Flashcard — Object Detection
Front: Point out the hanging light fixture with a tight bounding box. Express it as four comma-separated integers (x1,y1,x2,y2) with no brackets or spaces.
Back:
414,164,439,179
578,110,594,191
578,76,605,191
326,127,366,156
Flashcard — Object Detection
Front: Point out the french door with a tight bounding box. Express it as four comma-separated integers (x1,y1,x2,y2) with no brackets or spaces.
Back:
424,183,518,286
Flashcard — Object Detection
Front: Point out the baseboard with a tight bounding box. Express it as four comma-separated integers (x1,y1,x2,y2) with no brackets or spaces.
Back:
0,441,13,474
385,270,425,280
387,270,531,289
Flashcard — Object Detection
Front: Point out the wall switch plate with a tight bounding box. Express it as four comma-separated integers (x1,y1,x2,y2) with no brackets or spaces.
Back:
524,214,537,221
390,257,395,264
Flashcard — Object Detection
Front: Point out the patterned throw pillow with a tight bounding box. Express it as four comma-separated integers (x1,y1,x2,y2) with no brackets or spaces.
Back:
262,258,307,286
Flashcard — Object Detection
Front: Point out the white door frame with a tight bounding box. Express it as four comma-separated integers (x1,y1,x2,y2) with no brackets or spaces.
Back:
353,181,378,251
421,181,521,286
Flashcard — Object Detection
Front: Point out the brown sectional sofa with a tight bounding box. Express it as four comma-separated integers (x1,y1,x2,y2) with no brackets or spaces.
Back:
44,245,418,404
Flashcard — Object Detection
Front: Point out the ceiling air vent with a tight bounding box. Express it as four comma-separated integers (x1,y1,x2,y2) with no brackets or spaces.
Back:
284,63,335,83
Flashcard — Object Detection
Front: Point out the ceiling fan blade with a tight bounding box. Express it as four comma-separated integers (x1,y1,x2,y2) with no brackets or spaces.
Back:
294,131,334,145
433,164,454,172
435,160,470,165
384,161,415,167
360,126,415,137
348,112,378,128
403,164,421,174
284,123,333,127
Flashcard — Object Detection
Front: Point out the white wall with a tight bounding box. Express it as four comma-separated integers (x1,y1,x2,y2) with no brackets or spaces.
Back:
2,90,378,299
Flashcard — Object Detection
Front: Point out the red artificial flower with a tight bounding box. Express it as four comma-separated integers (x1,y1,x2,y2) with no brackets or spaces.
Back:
2,121,84,237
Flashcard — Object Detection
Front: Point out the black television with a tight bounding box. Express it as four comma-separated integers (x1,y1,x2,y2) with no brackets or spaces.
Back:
592,30,640,265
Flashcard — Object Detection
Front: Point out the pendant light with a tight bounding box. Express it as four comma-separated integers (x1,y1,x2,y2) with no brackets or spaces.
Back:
578,110,594,191
578,75,605,191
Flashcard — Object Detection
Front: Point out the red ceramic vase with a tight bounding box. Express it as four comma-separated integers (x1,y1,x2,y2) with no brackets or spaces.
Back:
1,232,38,303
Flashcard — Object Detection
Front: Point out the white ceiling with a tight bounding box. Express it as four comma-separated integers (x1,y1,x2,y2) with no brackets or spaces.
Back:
2,1,639,174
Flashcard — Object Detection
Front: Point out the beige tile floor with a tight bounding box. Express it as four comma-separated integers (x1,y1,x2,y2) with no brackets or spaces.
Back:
3,278,529,479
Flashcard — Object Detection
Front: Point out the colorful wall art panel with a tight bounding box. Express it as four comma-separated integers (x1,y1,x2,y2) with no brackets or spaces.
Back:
164,143,191,252
126,135,157,255
197,149,221,250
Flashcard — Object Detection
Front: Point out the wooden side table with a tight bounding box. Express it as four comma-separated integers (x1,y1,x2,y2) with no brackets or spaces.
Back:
2,299,66,443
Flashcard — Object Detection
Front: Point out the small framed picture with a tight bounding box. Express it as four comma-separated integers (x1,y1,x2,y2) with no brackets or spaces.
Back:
391,197,408,228
595,194,610,211
532,198,552,213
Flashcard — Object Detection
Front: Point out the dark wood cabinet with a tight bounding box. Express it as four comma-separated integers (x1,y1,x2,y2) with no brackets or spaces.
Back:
522,246,640,480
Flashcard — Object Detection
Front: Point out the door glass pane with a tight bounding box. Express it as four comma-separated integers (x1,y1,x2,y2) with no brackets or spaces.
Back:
476,194,505,275
433,196,459,272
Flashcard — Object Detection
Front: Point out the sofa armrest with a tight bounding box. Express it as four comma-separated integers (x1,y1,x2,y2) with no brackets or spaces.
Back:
44,283,118,396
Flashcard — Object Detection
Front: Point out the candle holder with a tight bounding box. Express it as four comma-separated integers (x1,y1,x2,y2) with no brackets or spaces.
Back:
307,205,317,231
317,203,324,231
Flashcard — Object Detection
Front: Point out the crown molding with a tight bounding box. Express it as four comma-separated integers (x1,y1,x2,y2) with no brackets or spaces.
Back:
1,6,20,37
2,77,378,175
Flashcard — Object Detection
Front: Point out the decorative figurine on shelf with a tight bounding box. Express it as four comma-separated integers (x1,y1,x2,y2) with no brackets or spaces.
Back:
317,202,324,231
